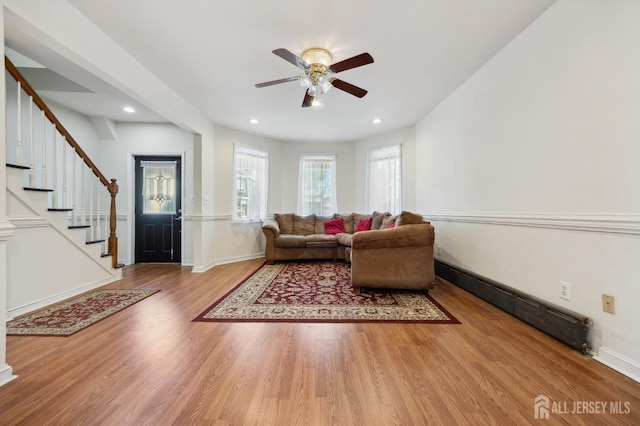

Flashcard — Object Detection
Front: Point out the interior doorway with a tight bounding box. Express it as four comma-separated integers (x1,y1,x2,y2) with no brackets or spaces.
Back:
134,155,182,263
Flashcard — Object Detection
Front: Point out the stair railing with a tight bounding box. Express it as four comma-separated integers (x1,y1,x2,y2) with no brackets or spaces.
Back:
5,56,119,267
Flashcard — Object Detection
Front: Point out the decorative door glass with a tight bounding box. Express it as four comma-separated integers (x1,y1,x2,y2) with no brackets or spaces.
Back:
141,161,177,214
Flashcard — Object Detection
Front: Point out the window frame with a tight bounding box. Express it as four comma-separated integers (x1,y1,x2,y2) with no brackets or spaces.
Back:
365,144,402,214
297,153,337,216
232,144,269,223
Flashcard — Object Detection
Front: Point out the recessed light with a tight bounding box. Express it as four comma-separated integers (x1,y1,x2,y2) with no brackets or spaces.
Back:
311,99,323,108
123,106,136,113
249,118,259,124
372,118,383,124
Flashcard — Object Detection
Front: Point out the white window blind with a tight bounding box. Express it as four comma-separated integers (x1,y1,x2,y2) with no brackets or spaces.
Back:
297,154,337,216
233,145,268,222
365,145,402,214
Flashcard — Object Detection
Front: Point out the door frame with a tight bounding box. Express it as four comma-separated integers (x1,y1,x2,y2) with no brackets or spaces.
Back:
127,151,186,265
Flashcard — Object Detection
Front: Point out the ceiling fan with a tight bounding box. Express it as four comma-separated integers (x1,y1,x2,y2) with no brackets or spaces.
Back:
255,48,374,108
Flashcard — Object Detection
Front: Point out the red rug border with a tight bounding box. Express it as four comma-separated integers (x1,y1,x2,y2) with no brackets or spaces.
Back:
7,288,161,337
192,262,460,324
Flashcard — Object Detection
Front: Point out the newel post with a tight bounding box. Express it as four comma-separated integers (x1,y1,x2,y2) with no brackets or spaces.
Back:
108,178,119,268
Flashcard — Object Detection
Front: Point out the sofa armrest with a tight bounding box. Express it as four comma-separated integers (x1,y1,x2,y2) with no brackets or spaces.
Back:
262,218,281,238
352,223,434,250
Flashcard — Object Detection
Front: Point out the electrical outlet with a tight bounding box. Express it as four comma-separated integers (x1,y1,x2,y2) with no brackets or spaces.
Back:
602,294,615,314
560,281,571,301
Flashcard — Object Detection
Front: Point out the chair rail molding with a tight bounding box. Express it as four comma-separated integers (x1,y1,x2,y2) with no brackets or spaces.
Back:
423,213,640,236
0,220,16,241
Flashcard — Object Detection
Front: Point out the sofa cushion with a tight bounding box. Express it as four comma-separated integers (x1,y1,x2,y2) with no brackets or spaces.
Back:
335,214,355,234
293,214,316,235
336,233,354,247
274,213,294,234
395,211,425,226
371,211,390,230
324,217,346,234
356,217,372,232
305,234,338,247
274,235,306,248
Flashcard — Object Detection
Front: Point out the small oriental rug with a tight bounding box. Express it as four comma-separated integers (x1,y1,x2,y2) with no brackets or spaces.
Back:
194,262,459,323
7,289,159,336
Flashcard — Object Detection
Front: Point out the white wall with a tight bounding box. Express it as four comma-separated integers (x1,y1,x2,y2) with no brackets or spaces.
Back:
97,122,194,265
0,20,16,387
354,126,416,213
211,125,284,265
416,0,640,380
3,0,218,271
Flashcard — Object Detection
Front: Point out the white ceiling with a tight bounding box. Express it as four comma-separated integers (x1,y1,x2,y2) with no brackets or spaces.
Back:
6,0,557,142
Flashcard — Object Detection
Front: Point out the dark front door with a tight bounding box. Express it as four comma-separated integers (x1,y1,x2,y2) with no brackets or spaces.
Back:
135,156,182,263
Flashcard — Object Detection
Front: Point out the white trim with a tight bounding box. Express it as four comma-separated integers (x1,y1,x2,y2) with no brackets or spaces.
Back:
191,252,264,273
0,220,16,241
190,214,218,222
0,364,17,388
8,215,49,228
424,213,640,236
6,274,119,319
594,346,640,383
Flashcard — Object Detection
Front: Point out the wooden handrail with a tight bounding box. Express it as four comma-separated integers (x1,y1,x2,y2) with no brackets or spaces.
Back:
6,56,119,267
5,57,115,193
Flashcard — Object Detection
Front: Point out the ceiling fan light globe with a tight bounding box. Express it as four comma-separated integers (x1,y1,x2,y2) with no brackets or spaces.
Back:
307,85,317,97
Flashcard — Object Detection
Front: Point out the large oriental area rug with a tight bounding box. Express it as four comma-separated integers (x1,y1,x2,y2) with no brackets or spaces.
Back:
194,262,459,324
7,289,159,336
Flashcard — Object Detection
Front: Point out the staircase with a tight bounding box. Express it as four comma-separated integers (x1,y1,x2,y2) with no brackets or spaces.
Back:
4,56,121,318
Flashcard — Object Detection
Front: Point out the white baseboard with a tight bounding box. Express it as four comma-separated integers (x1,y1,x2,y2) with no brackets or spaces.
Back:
594,346,640,383
191,253,264,273
0,364,17,388
7,275,119,319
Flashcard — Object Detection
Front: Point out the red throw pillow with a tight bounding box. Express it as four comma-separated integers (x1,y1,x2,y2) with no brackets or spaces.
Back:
355,217,372,232
324,217,346,235
387,223,395,229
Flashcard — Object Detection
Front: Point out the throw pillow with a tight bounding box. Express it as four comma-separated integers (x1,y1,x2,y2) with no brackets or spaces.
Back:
381,214,397,229
324,217,346,235
371,211,391,230
355,217,372,232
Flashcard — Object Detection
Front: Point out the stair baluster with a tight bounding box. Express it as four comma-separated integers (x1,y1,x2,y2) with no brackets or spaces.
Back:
6,56,119,268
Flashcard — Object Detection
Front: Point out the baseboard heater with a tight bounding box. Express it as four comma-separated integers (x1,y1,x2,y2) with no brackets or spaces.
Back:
435,260,591,354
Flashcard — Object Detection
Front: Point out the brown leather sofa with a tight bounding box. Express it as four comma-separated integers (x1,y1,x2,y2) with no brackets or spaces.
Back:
261,211,435,292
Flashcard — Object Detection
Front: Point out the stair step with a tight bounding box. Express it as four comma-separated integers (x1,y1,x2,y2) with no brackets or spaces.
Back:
24,187,54,192
6,163,30,170
86,239,105,245
48,208,73,212
69,225,90,229
101,252,113,258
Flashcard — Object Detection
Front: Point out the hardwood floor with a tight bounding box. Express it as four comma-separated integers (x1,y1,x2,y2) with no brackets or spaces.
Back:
1,259,638,425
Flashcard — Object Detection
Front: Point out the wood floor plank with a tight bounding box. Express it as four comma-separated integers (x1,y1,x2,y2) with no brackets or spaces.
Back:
1,259,639,425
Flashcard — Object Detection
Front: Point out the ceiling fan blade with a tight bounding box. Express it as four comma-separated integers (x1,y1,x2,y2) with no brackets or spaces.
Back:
302,92,314,108
255,76,300,88
331,79,368,98
273,48,309,70
329,53,374,74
